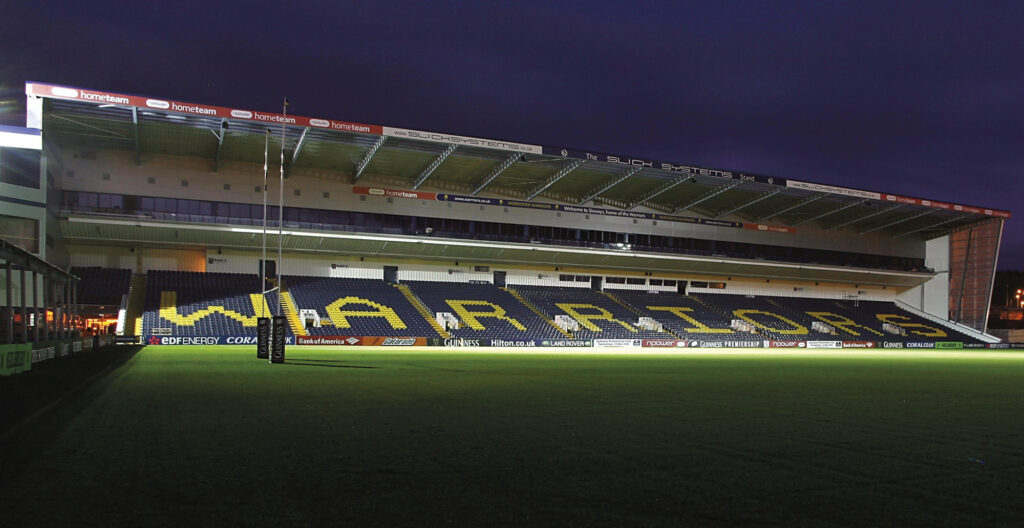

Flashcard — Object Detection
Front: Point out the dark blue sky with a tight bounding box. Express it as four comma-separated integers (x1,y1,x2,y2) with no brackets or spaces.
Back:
3,1,1022,267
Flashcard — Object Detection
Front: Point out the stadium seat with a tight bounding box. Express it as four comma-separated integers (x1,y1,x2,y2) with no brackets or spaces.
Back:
405,281,567,340
510,286,673,339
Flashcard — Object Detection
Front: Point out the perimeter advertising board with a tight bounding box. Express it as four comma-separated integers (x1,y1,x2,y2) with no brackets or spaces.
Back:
144,335,296,345
767,340,805,348
688,340,763,348
296,336,362,346
642,339,688,348
594,339,642,348
31,346,55,363
295,336,427,346
363,337,427,346
805,341,843,349
0,344,31,376
538,339,592,347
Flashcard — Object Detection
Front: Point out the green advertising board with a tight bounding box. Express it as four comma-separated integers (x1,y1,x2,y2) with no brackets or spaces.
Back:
934,342,964,349
0,344,32,376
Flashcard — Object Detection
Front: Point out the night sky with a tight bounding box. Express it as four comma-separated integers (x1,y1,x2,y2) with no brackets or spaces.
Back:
3,1,1022,267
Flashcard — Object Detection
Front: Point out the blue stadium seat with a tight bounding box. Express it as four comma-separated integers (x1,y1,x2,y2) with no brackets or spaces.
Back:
510,285,673,339
285,276,439,337
405,281,566,340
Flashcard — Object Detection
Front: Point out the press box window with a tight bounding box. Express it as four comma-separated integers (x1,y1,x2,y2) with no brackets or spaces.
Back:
0,147,41,189
0,214,40,253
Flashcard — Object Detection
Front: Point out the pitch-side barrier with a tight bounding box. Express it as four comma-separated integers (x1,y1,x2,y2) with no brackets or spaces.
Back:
137,334,1024,349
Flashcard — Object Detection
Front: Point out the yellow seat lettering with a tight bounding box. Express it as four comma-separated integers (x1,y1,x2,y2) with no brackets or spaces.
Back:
806,311,884,337
733,309,808,335
325,296,407,329
876,313,946,337
555,303,635,333
159,291,271,327
646,306,732,334
445,300,526,331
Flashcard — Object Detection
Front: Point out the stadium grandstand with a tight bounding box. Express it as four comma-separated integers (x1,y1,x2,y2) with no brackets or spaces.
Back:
0,80,1013,357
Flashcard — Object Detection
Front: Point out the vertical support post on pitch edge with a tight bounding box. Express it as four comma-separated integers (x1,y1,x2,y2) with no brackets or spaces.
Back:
270,316,286,363
257,317,270,359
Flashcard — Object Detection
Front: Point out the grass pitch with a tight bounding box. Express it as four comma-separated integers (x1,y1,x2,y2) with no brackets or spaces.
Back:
2,346,1024,526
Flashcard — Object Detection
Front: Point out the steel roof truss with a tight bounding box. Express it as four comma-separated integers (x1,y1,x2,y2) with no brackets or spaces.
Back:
752,193,827,222
131,107,141,166
629,176,692,210
282,126,311,178
859,209,934,235
290,127,310,167
671,181,741,214
714,188,783,219
893,213,973,239
472,153,521,195
353,135,388,182
826,203,902,231
213,119,227,173
526,159,585,200
579,166,642,204
48,113,130,140
412,143,458,190
791,199,867,227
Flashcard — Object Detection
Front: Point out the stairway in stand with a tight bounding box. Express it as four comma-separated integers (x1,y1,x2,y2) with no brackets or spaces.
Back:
393,284,450,338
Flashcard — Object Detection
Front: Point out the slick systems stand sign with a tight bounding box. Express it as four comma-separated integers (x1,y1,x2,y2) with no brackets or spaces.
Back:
270,316,286,363
257,317,270,359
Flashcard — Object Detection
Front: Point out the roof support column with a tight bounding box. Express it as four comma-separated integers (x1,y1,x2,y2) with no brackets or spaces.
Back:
72,280,79,339
5,261,12,344
63,280,70,340
57,280,65,340
954,227,974,321
20,267,27,344
42,275,50,342
32,269,39,343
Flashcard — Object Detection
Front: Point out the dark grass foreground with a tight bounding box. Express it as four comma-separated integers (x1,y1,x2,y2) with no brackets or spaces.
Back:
2,346,1023,527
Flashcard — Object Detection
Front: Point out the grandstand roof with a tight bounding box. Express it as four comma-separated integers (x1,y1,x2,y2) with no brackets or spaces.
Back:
29,82,1009,240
